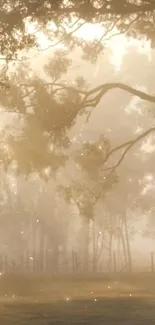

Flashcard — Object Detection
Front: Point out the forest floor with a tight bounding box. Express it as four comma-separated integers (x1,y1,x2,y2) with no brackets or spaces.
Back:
1,273,155,324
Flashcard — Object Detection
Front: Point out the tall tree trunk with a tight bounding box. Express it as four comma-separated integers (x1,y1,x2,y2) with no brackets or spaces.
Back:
32,219,37,254
118,225,128,270
52,244,59,273
39,226,45,273
82,217,90,273
123,214,132,272
117,232,121,270
108,230,113,272
92,219,96,273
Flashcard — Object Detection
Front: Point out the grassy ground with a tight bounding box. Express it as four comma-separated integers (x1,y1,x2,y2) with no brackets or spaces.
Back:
1,273,155,324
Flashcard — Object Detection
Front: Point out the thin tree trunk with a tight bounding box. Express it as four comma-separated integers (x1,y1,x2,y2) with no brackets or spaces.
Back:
52,244,59,273
39,226,45,273
117,233,121,270
92,219,96,273
82,217,90,273
108,231,113,272
123,215,132,272
96,232,104,264
118,225,128,270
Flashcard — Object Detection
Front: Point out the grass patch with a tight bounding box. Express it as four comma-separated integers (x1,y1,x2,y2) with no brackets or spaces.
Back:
1,273,155,324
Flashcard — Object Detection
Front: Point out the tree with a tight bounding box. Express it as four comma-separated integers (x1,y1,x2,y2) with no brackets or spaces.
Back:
1,0,155,60
0,42,153,191
0,0,155,177
59,135,118,271
0,14,155,275
0,168,72,272
0,50,85,175
2,62,155,177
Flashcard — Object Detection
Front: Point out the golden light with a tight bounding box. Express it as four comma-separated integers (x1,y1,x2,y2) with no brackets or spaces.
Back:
26,20,151,70
75,23,103,41
75,23,151,70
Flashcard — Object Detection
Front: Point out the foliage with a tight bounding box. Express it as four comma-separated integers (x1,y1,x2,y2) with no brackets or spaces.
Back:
59,136,118,220
0,1,155,59
0,51,88,175
74,136,110,178
0,1,155,177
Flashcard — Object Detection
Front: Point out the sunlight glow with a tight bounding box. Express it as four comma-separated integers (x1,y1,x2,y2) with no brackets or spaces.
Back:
75,23,128,69
26,20,64,51
43,167,51,177
141,184,153,195
141,138,155,153
75,23,151,69
75,23,103,41
3,143,11,154
26,20,151,70
145,174,153,182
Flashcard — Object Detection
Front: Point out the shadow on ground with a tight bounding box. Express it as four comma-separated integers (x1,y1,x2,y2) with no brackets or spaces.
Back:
2,297,155,325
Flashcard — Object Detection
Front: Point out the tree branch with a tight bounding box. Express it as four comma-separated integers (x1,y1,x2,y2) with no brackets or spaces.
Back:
90,127,155,203
85,83,155,106
103,127,155,175
100,12,143,45
20,81,155,104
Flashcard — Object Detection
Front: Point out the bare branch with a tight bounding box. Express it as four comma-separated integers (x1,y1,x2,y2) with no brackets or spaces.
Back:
64,18,81,29
90,127,155,204
62,127,155,210
103,127,155,174
95,19,121,52
99,12,143,46
20,81,155,105
38,21,86,53
84,83,155,109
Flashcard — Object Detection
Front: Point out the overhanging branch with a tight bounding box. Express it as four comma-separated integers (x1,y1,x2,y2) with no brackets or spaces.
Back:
85,83,155,106
20,82,155,104
104,126,155,174
91,127,155,203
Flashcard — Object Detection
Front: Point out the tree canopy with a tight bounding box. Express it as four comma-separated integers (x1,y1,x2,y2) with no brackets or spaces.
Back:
0,0,154,227
0,0,155,59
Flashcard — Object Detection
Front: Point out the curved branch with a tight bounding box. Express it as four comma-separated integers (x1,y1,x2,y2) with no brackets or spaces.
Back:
93,127,155,203
85,83,155,107
37,21,86,54
104,126,155,174
20,82,155,104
